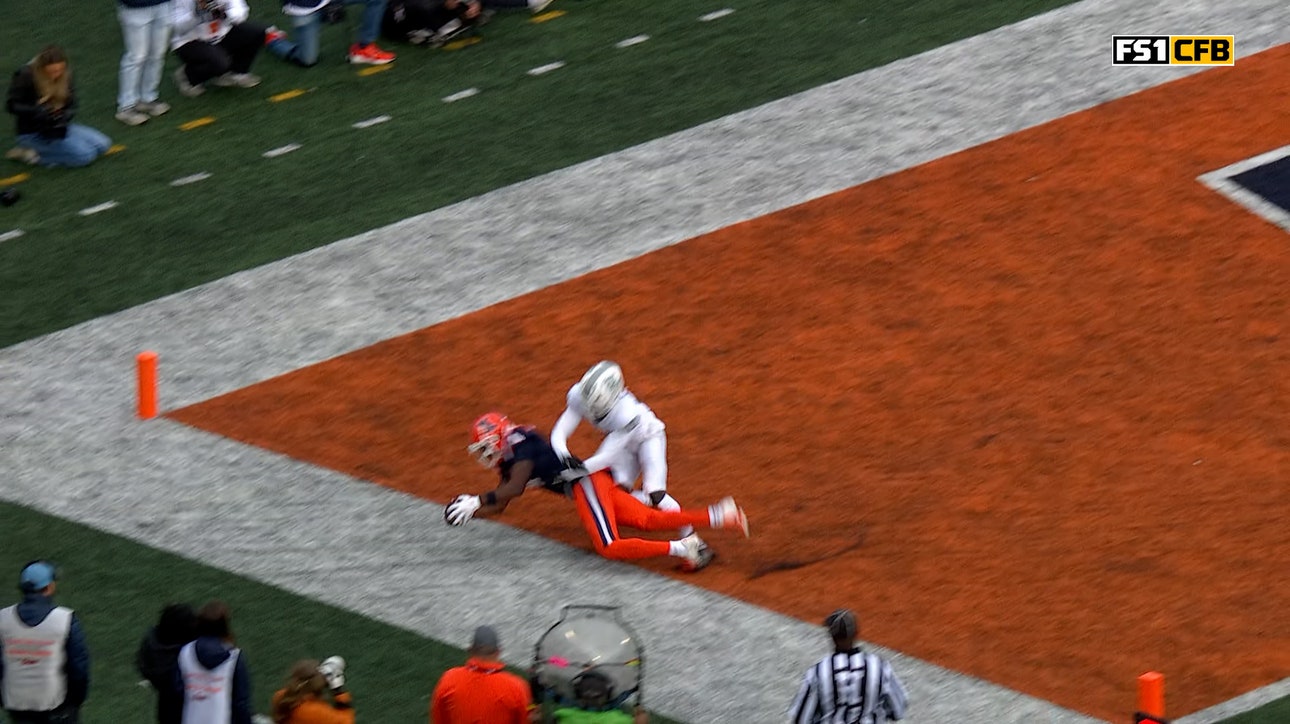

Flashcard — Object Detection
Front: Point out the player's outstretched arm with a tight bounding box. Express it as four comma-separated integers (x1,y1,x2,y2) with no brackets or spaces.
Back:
549,405,582,460
445,460,535,526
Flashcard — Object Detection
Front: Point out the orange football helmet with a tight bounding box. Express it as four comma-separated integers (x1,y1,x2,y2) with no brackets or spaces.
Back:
468,412,515,468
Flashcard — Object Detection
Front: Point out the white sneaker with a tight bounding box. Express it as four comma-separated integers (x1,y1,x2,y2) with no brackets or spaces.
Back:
678,534,715,572
114,106,150,126
711,497,749,537
135,100,170,117
174,67,205,97
4,146,40,165
212,72,261,88
529,0,555,13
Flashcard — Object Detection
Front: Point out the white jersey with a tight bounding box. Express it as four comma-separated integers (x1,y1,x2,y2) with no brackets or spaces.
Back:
0,605,71,712
552,384,668,493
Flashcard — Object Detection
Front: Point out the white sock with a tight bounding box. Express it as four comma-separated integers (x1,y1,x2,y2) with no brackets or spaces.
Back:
668,540,687,557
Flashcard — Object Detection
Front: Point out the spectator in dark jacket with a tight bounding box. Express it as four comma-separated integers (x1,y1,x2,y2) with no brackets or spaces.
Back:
5,46,112,168
172,601,252,724
136,603,197,724
0,560,91,723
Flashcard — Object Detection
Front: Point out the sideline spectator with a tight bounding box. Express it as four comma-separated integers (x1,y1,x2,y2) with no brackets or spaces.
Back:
0,560,91,724
5,46,113,169
381,0,482,48
271,657,353,724
174,600,252,724
430,625,530,724
787,609,908,724
269,1,397,67
136,603,198,724
550,670,649,724
116,0,174,125
171,0,271,97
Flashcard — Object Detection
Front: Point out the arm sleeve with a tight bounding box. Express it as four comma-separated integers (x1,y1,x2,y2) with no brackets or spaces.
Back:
231,654,253,724
226,0,250,24
6,68,43,118
549,406,582,458
430,677,450,723
171,1,201,36
786,666,818,724
63,614,91,707
880,660,909,721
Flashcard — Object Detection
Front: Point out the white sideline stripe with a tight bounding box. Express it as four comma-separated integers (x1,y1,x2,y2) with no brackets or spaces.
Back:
527,61,566,76
170,172,212,187
352,115,392,129
442,87,480,103
3,2,1285,723
262,143,302,158
77,201,118,216
699,8,734,22
0,229,24,243
615,34,650,48
1197,144,1290,234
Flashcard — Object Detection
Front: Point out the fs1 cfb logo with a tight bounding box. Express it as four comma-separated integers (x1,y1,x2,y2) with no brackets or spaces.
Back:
1113,36,1234,66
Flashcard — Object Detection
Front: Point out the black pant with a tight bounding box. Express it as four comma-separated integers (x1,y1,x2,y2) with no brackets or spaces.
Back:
6,706,79,724
176,21,268,85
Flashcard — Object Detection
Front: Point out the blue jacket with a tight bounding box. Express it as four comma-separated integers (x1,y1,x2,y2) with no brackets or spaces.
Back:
171,636,252,724
0,593,92,709
118,0,172,8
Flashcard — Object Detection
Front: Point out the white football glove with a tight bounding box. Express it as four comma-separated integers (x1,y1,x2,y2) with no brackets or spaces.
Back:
445,494,482,526
317,656,346,690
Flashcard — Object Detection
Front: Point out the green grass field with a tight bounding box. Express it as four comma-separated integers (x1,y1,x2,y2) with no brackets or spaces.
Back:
2,1,1285,721
0,0,1081,347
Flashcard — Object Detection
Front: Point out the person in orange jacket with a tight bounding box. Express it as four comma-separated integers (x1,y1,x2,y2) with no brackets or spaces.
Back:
431,626,532,723
271,657,353,724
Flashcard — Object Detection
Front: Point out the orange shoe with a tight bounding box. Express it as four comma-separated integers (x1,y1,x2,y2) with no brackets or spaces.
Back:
347,43,395,65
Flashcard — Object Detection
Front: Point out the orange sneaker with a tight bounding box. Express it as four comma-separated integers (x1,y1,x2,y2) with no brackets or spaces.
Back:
347,43,395,65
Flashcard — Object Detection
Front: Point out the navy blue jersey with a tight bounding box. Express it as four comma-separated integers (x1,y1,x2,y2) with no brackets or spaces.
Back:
499,426,573,496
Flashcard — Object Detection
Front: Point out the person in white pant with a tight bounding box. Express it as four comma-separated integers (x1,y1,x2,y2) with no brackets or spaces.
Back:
116,0,174,126
551,361,711,570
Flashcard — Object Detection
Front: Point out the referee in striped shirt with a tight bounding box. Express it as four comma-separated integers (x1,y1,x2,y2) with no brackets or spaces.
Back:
787,609,909,724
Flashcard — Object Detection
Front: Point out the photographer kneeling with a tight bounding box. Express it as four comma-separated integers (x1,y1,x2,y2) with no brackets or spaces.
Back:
171,0,270,96
5,46,112,168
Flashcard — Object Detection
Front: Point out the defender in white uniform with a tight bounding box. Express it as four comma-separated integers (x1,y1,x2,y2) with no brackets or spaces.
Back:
550,361,703,552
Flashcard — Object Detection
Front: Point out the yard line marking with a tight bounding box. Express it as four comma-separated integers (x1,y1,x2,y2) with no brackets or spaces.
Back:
269,88,307,103
699,8,734,21
78,201,118,216
530,9,565,23
0,173,30,186
444,36,482,51
106,144,126,156
352,115,392,129
179,117,216,131
262,143,302,159
442,88,480,103
357,64,394,77
527,61,566,76
615,35,650,48
171,172,212,187
0,230,24,243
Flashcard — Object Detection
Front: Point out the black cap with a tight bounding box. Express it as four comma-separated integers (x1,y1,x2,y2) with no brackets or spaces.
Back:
824,609,857,640
471,625,500,652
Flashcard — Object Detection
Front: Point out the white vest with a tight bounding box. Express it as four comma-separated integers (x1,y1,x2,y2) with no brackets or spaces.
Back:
178,641,239,724
0,604,71,712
